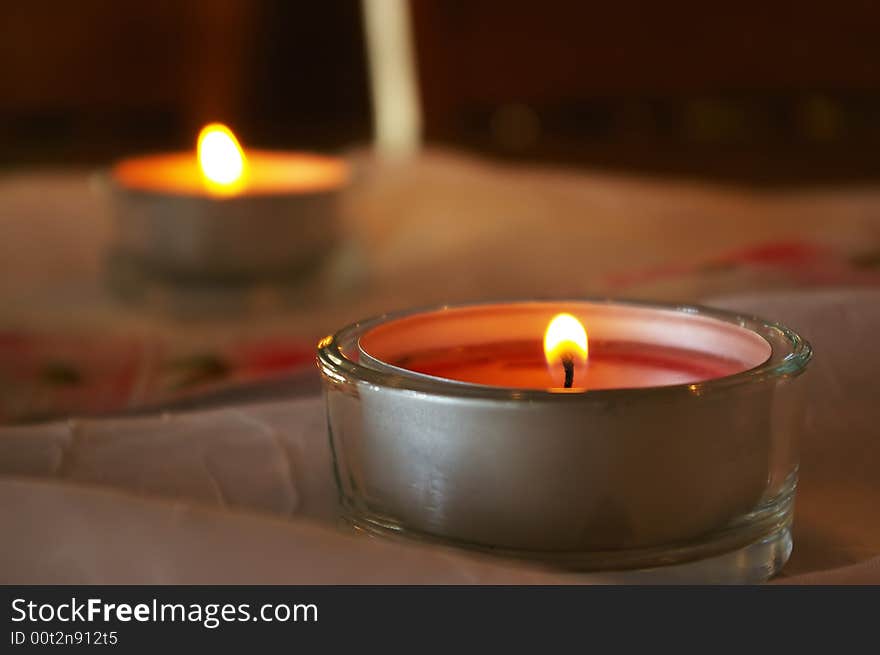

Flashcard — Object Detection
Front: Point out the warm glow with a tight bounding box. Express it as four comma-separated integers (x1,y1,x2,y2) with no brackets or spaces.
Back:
197,123,247,194
543,313,589,366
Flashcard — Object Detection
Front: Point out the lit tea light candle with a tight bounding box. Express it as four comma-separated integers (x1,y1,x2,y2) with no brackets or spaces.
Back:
319,300,813,582
113,123,346,197
356,302,770,391
107,123,349,280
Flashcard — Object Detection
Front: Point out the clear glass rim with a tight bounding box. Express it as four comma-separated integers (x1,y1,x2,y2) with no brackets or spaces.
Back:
316,298,812,401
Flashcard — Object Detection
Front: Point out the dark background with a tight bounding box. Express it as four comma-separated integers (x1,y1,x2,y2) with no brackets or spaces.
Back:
3,0,880,185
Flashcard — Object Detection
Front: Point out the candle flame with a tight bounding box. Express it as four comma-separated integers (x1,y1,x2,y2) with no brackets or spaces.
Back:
197,123,247,195
543,313,589,367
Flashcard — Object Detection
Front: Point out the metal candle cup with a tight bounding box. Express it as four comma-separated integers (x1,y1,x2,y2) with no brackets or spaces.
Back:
317,300,812,581
107,140,348,281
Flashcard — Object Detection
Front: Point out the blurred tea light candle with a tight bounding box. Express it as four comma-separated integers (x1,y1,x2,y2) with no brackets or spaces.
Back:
108,123,349,280
319,300,813,582
114,124,346,196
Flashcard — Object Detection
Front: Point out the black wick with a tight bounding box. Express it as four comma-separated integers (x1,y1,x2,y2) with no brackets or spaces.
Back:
561,353,574,389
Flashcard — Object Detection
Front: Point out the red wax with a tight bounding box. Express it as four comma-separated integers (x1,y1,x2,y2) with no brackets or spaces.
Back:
388,339,747,390
358,302,771,391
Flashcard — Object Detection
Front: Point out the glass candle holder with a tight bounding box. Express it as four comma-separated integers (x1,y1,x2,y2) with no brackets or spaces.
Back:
317,300,812,582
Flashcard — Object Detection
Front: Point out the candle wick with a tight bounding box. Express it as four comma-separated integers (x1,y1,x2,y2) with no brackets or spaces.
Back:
562,354,574,389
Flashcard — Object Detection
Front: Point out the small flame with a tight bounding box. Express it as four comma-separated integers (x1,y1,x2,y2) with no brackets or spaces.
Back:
197,123,247,195
543,313,589,367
